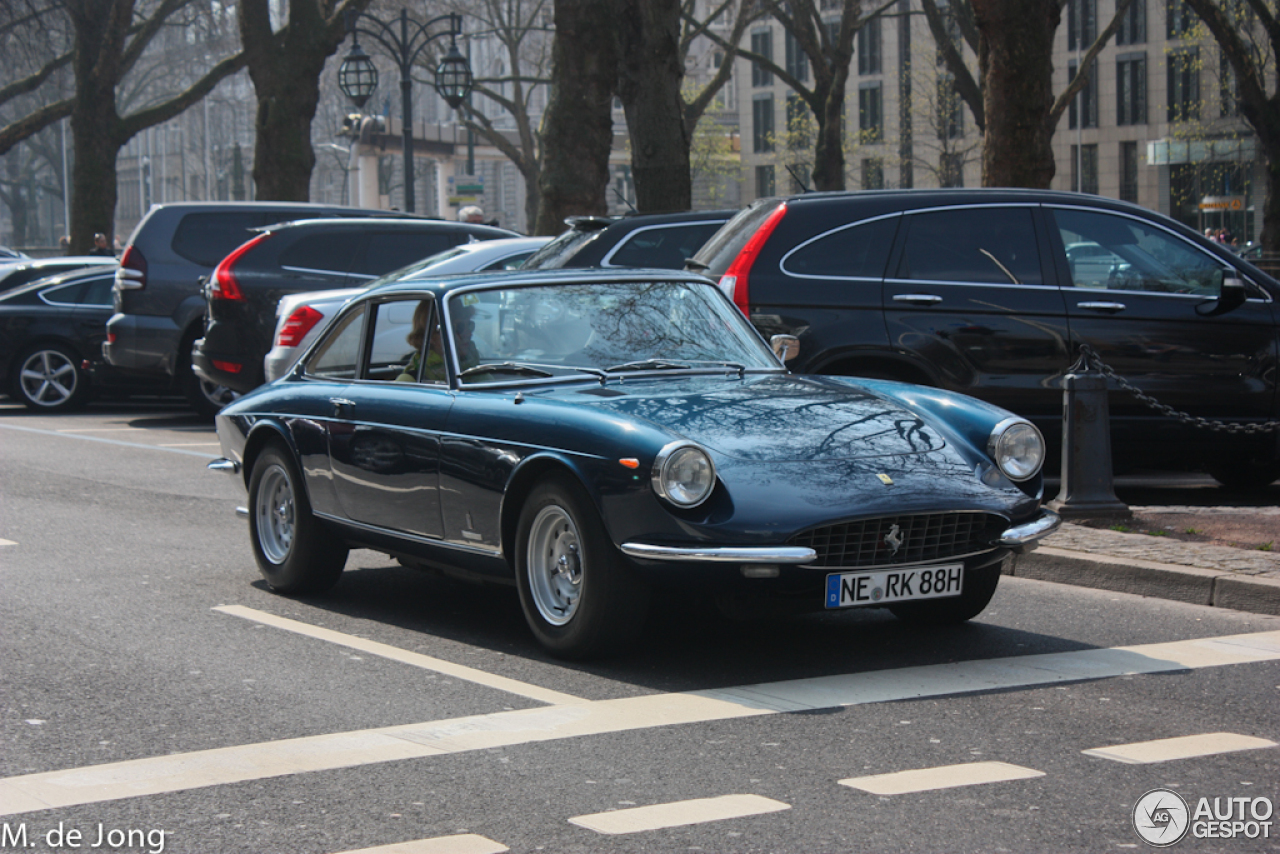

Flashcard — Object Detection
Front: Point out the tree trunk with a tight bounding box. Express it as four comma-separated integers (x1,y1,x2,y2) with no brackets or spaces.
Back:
616,0,690,212
534,0,616,234
971,0,1058,188
812,77,846,191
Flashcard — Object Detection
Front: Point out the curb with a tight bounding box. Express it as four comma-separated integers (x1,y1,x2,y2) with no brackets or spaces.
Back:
1007,546,1280,617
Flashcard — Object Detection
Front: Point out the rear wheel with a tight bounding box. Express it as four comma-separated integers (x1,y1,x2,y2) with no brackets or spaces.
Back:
515,475,649,659
888,560,1001,625
248,444,348,594
14,344,89,411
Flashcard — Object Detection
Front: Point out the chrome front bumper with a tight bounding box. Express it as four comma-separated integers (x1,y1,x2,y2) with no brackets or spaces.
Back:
996,509,1062,551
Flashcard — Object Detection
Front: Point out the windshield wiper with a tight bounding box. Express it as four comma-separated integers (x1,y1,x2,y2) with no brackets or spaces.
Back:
459,362,555,379
605,359,693,373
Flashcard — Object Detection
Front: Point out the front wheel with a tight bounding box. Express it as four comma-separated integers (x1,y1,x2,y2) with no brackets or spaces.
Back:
888,560,1001,625
248,444,348,594
515,475,649,659
14,344,89,411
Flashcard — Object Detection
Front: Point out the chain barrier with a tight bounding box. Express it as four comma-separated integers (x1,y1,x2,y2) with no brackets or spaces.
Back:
1072,344,1280,435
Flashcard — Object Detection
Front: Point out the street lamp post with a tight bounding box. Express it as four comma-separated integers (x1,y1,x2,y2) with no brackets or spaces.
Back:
337,9,472,214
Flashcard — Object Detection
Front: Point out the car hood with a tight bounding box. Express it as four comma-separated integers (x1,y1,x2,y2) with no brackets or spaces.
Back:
539,373,949,463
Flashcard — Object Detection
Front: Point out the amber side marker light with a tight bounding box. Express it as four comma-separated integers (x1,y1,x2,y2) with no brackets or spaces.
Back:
619,458,640,469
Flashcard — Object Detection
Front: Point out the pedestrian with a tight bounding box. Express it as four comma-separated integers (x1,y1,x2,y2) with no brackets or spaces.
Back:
89,233,114,256
458,205,485,224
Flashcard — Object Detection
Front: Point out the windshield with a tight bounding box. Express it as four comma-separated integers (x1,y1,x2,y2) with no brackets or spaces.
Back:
445,280,780,384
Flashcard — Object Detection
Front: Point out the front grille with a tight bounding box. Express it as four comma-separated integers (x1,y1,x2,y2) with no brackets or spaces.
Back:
790,512,1006,568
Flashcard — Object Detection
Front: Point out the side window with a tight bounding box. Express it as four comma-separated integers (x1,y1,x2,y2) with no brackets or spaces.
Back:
279,232,366,275
896,208,1043,285
365,299,435,382
782,216,899,278
606,224,725,269
1053,208,1224,295
40,282,88,305
171,211,308,267
352,232,455,276
306,304,366,380
81,277,115,306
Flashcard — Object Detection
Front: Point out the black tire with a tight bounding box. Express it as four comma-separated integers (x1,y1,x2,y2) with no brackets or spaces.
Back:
888,560,1001,625
248,443,348,594
514,475,650,659
1206,458,1280,492
13,343,90,411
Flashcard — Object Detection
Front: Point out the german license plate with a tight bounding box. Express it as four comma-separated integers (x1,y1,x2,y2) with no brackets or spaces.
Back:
825,564,963,609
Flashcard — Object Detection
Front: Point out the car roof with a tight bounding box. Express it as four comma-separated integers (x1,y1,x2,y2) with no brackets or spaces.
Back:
771,187,1157,217
0,264,117,301
252,217,519,236
2,255,116,268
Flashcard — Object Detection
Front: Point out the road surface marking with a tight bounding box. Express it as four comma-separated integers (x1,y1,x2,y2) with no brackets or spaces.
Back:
332,834,508,854
159,442,222,447
56,427,151,433
0,539,15,547
2,629,1278,816
1083,732,1277,764
0,423,218,459
569,794,789,834
214,605,584,706
839,761,1044,795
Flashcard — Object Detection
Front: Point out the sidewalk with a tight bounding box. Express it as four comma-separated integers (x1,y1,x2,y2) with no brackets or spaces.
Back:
1011,506,1280,616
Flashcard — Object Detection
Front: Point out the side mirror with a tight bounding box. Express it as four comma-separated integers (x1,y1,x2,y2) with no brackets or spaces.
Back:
1197,270,1248,316
770,334,800,362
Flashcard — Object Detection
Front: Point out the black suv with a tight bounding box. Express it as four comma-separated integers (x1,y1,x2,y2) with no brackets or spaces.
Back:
105,202,414,416
522,210,734,271
691,189,1280,488
191,217,517,395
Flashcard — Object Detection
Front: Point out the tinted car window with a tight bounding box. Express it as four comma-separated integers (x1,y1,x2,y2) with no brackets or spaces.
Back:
605,223,725,268
691,201,781,277
172,211,306,266
522,228,604,269
1053,208,1224,295
41,282,88,305
896,207,1043,285
782,216,899,278
279,232,367,274
353,232,457,275
82,277,115,306
306,304,366,380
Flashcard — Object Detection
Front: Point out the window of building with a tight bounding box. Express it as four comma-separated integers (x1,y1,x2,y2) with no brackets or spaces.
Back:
858,17,881,75
1220,48,1240,117
1167,48,1199,122
1068,60,1098,129
1117,53,1147,125
751,30,773,87
756,164,776,197
1120,141,1139,203
940,153,965,188
1117,0,1146,44
1166,0,1196,38
1071,143,1099,194
753,95,775,152
784,29,809,82
937,74,964,139
1067,0,1097,51
859,82,883,142
862,157,885,190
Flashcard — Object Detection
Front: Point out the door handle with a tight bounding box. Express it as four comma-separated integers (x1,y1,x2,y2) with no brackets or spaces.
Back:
1077,301,1127,313
892,293,943,305
330,397,355,417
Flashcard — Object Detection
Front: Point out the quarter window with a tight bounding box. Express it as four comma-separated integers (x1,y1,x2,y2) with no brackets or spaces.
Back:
896,208,1043,285
280,232,365,275
783,216,898,278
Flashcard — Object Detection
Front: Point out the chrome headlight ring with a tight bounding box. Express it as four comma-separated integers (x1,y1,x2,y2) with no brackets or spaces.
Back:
651,441,717,508
987,417,1046,482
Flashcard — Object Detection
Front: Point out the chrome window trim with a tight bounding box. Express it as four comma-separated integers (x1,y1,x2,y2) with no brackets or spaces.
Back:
280,264,351,278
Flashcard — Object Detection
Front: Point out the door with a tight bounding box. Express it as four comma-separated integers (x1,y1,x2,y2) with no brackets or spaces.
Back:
882,205,1071,418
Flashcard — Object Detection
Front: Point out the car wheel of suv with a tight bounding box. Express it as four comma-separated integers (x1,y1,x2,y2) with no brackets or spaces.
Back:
888,560,1001,625
515,475,650,659
248,444,348,594
1206,457,1280,491
14,344,90,411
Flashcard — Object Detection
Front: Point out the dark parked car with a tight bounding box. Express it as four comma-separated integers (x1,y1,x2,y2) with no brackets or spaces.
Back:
191,217,517,396
208,268,1059,659
104,202,420,417
1,265,167,411
521,210,734,271
0,256,117,296
691,189,1280,489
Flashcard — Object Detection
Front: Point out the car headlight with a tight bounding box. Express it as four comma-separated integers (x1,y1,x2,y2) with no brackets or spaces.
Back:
987,418,1045,482
651,441,716,508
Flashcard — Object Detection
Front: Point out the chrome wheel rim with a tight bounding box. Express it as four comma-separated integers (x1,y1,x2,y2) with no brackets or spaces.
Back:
200,378,238,410
527,504,583,626
19,350,77,406
255,464,294,564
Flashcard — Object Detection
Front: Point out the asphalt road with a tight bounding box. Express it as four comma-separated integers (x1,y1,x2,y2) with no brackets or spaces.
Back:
2,400,1278,853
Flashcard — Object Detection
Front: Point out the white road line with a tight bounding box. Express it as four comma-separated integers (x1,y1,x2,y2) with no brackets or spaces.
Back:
0,539,15,547
56,427,150,433
839,761,1045,795
1082,732,1278,764
2,629,1278,817
0,423,218,459
158,442,222,447
214,605,584,706
332,834,509,854
569,794,790,835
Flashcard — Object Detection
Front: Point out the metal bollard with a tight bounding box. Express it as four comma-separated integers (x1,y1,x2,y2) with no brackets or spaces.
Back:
1047,370,1131,519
